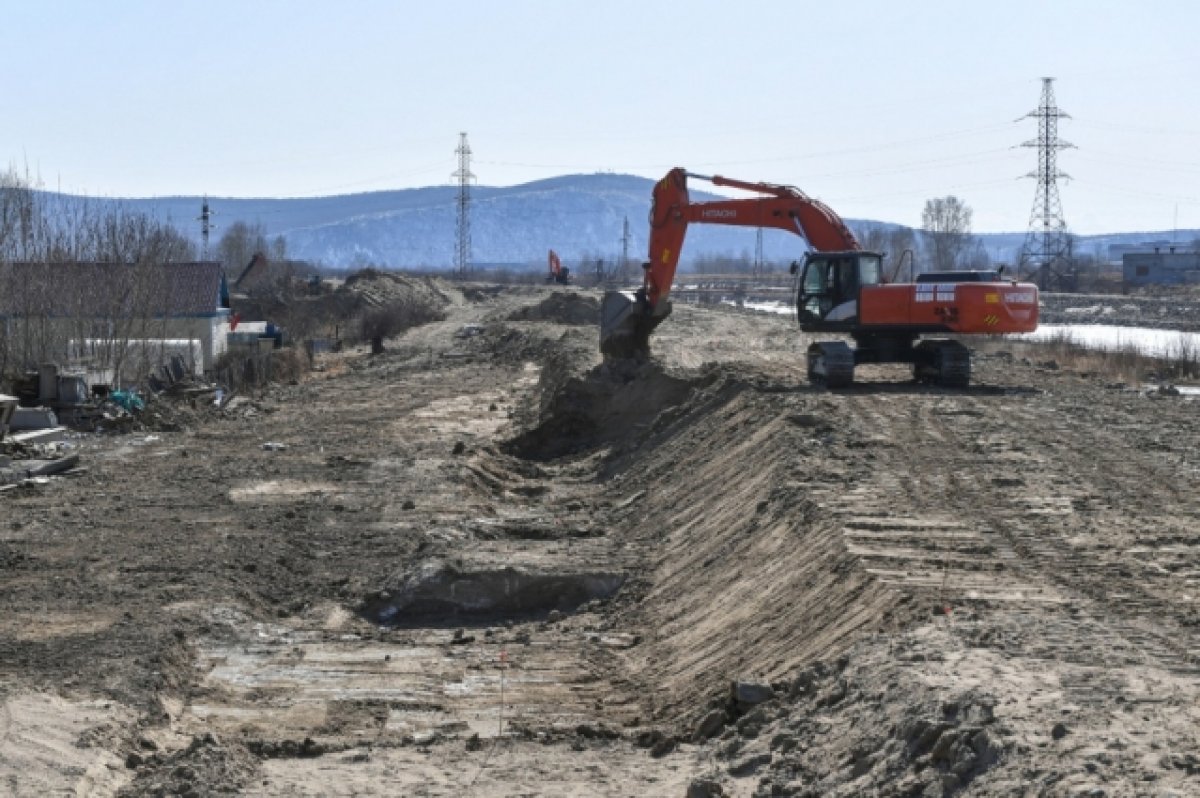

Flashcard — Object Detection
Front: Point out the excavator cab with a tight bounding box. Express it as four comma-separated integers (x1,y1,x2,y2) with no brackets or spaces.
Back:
794,251,883,329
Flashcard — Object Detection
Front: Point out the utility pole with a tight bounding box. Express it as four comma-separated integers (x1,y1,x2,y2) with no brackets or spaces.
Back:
620,215,631,282
197,197,216,260
452,133,475,275
1018,78,1074,290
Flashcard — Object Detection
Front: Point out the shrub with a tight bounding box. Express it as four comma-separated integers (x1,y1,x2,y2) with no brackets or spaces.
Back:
359,296,446,354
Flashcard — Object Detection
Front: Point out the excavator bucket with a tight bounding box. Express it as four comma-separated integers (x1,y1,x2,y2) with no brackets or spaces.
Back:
599,291,671,359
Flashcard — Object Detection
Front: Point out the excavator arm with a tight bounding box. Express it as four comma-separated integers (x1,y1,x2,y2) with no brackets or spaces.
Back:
601,167,859,357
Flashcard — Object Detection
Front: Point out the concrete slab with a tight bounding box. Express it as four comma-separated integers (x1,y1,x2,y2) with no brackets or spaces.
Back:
10,407,59,431
8,428,68,445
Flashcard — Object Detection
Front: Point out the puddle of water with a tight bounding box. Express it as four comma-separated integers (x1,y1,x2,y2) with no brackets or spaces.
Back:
1014,324,1200,358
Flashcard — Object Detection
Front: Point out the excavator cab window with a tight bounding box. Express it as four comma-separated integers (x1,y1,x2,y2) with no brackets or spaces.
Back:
797,253,881,323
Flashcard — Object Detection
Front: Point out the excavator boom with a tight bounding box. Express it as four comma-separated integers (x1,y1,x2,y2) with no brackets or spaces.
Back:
600,167,859,357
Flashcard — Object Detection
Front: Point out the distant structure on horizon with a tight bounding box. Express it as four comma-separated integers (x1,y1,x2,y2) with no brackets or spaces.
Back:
1123,247,1200,287
452,132,475,274
196,197,216,259
1018,77,1074,291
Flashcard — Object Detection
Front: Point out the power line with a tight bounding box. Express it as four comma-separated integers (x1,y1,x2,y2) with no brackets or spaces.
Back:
473,122,1020,174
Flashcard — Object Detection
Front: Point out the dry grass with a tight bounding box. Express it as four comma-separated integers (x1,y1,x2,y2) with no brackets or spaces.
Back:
215,346,310,392
978,330,1200,385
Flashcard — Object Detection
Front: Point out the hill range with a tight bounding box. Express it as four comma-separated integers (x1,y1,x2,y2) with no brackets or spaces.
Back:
62,173,1197,271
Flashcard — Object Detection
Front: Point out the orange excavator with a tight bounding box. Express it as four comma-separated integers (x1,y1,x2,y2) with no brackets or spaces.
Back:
547,249,570,284
600,168,1039,387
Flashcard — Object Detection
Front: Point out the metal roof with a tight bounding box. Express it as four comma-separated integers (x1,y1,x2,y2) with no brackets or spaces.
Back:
0,261,229,318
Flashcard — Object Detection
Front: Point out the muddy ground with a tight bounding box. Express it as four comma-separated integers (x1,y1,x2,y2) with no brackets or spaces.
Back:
1,284,1198,797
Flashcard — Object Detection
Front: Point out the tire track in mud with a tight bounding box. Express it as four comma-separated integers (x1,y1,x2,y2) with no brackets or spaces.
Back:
811,393,1051,608
827,386,1200,677
0,699,11,784
984,398,1200,675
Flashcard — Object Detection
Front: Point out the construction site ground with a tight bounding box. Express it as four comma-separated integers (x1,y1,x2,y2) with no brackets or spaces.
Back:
1,283,1198,797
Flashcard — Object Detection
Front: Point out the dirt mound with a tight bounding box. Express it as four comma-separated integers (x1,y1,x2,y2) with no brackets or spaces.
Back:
685,646,1011,796
362,558,624,625
122,732,259,797
506,359,706,461
342,269,452,310
461,285,507,303
470,324,578,366
507,291,600,325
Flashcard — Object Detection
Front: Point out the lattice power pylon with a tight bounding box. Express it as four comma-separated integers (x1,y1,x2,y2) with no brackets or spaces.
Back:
196,197,216,260
1018,77,1075,290
452,133,475,275
620,215,632,281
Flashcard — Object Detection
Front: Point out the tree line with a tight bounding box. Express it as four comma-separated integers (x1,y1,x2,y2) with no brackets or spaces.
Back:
0,167,308,384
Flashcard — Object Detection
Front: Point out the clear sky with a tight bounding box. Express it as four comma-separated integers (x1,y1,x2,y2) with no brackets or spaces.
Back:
3,1,1197,234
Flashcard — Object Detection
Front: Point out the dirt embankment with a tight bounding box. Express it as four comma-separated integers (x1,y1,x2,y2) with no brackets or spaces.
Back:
1,287,1198,797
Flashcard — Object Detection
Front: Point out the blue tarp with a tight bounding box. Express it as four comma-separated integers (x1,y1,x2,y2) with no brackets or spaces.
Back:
110,390,145,412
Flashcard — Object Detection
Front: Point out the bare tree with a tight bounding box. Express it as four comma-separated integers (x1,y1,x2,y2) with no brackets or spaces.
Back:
859,223,920,281
0,181,199,384
218,221,269,274
921,196,976,273
0,165,41,263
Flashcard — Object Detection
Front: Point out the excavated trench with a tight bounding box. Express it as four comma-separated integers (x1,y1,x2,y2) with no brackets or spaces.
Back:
505,357,707,462
361,559,625,626
360,335,717,628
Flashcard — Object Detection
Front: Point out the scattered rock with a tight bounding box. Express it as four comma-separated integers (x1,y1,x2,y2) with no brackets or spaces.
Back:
731,680,774,709
685,778,725,798
650,735,677,758
727,751,771,776
693,709,728,742
1052,722,1070,741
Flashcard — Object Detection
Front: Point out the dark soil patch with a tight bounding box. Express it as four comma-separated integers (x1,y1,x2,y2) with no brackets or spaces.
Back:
508,292,600,326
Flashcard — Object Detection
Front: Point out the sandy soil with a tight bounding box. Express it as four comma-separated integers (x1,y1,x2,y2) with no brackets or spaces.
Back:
1,283,1197,797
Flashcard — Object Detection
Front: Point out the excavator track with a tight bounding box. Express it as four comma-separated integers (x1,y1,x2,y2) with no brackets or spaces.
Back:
913,339,971,388
806,341,855,388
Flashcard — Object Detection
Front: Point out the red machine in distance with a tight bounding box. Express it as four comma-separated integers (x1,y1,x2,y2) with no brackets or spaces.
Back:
547,249,570,284
600,168,1039,387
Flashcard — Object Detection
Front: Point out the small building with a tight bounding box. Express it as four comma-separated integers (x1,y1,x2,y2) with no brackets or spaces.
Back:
0,261,232,380
1122,249,1200,287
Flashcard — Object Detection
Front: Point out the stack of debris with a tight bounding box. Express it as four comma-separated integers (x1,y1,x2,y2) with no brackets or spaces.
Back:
0,390,80,493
